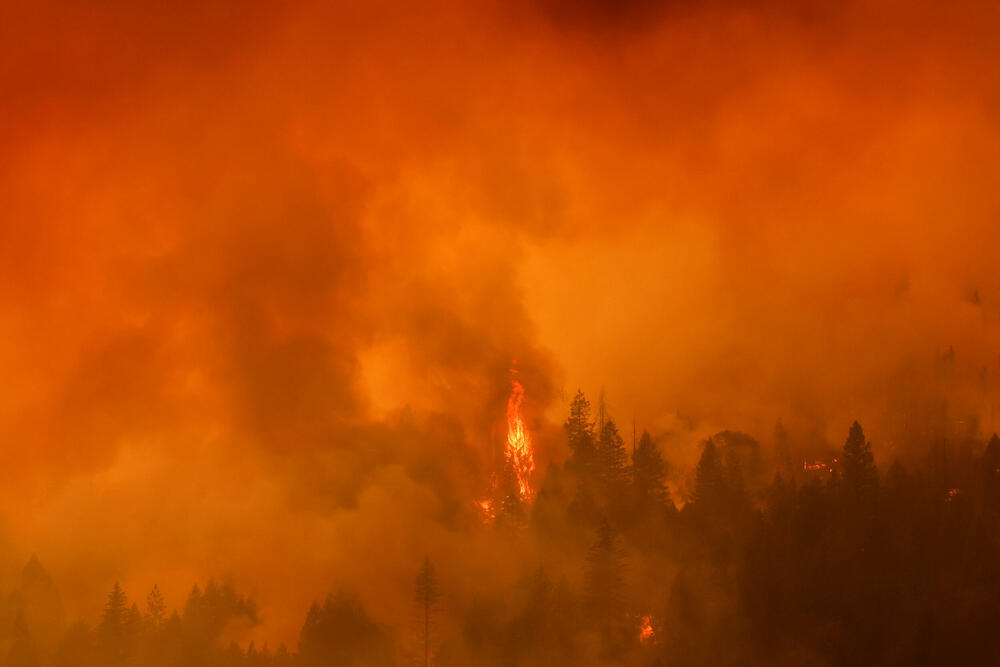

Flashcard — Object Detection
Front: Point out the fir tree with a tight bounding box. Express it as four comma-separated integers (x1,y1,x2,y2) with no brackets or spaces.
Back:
98,582,129,665
841,421,879,504
633,430,670,514
596,418,630,514
585,519,626,656
8,612,39,667
146,584,166,629
565,390,596,475
691,438,726,512
414,557,440,667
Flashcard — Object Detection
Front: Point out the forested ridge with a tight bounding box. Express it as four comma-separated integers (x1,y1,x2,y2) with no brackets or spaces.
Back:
5,390,1000,667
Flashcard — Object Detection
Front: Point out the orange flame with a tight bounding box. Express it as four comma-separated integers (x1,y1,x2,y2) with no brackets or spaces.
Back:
477,372,535,522
639,615,655,644
476,497,495,523
505,377,535,499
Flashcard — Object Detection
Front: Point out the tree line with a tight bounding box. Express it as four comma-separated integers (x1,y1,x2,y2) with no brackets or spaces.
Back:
4,389,1000,666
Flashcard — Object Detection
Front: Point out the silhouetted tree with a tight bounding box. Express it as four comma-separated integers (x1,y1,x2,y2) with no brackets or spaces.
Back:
565,390,596,475
414,557,440,667
147,584,166,629
53,621,96,667
98,581,130,665
14,555,66,660
596,419,630,518
493,459,527,530
632,430,670,515
691,438,725,512
8,613,39,667
298,591,394,667
585,519,625,656
840,421,879,504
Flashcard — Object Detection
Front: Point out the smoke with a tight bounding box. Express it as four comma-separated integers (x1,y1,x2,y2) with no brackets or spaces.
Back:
2,0,1000,646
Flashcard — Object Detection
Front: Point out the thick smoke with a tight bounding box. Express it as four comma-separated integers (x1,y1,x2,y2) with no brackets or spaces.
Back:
1,0,1000,646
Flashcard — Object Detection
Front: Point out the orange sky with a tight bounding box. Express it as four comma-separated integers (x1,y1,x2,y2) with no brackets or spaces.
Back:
3,0,1000,645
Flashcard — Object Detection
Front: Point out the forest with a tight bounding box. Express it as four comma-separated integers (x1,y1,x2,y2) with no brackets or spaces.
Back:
3,389,999,667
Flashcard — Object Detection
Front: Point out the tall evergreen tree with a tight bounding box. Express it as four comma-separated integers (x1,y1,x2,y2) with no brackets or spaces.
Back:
691,438,726,512
840,421,879,503
585,519,626,656
98,582,129,665
8,613,40,667
773,418,793,476
414,557,440,667
298,591,393,667
146,584,166,629
596,418,630,513
565,390,596,475
493,459,527,529
633,430,670,514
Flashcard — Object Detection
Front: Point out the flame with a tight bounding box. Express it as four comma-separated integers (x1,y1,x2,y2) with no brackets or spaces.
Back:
477,371,536,522
476,497,495,523
505,377,535,499
639,615,655,644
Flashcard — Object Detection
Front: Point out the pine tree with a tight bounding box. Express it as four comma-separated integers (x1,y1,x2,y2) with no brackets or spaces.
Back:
841,421,879,504
7,612,39,667
493,459,527,529
633,430,670,515
691,438,726,512
98,582,129,665
565,390,596,475
596,418,630,514
414,557,440,667
146,584,166,629
585,518,625,656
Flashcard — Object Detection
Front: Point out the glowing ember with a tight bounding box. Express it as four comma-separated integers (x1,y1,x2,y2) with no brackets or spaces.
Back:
476,497,495,522
803,460,833,472
639,615,655,644
505,376,535,499
946,487,961,502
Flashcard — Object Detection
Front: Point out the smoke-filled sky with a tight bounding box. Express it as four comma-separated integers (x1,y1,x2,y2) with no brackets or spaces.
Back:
3,0,1000,645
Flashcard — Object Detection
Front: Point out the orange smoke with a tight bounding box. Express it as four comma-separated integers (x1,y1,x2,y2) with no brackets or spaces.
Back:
505,374,534,500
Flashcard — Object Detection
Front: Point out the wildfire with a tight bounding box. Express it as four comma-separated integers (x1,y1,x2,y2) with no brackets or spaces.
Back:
946,487,961,502
639,615,655,644
476,497,495,522
803,460,833,473
477,371,536,522
505,376,535,499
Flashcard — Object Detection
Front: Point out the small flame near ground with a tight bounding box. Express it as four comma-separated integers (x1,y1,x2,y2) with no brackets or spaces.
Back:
476,369,535,522
639,615,655,644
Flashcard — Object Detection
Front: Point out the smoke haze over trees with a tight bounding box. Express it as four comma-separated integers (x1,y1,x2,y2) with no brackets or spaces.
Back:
5,0,1000,663
0,395,998,664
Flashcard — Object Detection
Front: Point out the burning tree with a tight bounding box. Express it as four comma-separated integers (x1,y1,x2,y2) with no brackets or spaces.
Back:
505,376,535,499
479,371,536,524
